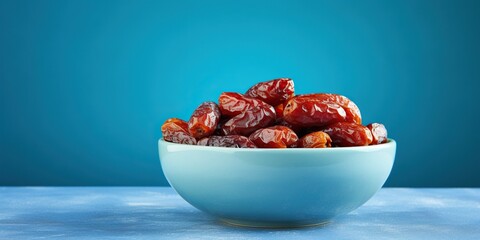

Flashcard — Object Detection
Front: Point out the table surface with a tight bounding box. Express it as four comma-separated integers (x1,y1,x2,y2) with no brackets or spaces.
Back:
0,187,479,240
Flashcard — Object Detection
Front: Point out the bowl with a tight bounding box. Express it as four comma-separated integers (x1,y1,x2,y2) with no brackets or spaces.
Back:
158,139,396,228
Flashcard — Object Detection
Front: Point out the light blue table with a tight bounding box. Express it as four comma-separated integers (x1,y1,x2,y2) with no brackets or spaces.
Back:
0,187,479,239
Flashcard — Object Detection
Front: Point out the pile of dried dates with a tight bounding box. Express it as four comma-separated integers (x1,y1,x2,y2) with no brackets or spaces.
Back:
161,78,388,148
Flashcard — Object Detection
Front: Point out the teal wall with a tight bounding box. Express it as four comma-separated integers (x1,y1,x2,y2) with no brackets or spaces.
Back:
1,0,479,186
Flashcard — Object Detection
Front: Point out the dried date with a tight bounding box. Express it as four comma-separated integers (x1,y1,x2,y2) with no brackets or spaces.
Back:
245,78,295,106
366,123,388,144
283,93,361,127
161,118,197,145
322,122,372,147
249,125,298,148
188,101,221,139
222,105,276,136
309,93,361,124
218,92,272,117
283,97,347,127
298,131,332,148
164,118,189,130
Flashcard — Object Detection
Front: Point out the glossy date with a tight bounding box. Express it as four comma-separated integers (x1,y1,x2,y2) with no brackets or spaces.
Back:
245,78,295,106
161,118,197,145
283,97,347,127
307,94,362,124
322,122,372,147
218,92,273,117
222,106,276,136
366,123,388,144
283,93,361,127
249,125,298,148
298,131,332,148
188,101,221,139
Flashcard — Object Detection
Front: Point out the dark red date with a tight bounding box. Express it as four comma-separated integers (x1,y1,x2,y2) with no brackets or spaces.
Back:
188,101,221,139
222,106,276,136
203,135,257,148
161,118,197,145
218,92,272,117
283,93,361,127
314,94,361,124
322,122,372,147
298,131,332,148
249,125,298,148
366,123,388,144
283,97,347,127
245,78,295,106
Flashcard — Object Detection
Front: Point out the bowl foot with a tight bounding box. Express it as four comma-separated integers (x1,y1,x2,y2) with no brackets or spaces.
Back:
219,218,331,229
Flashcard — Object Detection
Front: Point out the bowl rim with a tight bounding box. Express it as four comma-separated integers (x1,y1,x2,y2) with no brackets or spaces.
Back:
159,138,396,152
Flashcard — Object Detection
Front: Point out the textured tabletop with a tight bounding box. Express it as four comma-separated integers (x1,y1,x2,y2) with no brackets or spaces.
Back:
0,187,479,240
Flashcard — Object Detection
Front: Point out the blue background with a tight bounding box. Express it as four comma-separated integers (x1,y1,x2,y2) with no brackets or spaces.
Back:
1,0,479,187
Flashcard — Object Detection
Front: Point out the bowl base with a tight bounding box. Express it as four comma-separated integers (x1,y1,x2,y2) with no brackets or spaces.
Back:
219,218,331,229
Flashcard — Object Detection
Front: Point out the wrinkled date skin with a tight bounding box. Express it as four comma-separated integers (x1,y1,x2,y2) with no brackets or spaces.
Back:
218,92,273,117
188,101,221,139
283,93,361,127
299,131,332,148
367,123,388,144
245,78,295,106
304,94,362,124
222,106,276,136
161,118,197,145
164,118,189,129
283,97,347,127
201,135,257,148
322,122,372,147
161,78,390,148
249,125,298,148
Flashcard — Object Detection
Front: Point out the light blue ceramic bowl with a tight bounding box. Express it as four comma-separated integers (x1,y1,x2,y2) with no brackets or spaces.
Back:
158,139,396,228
